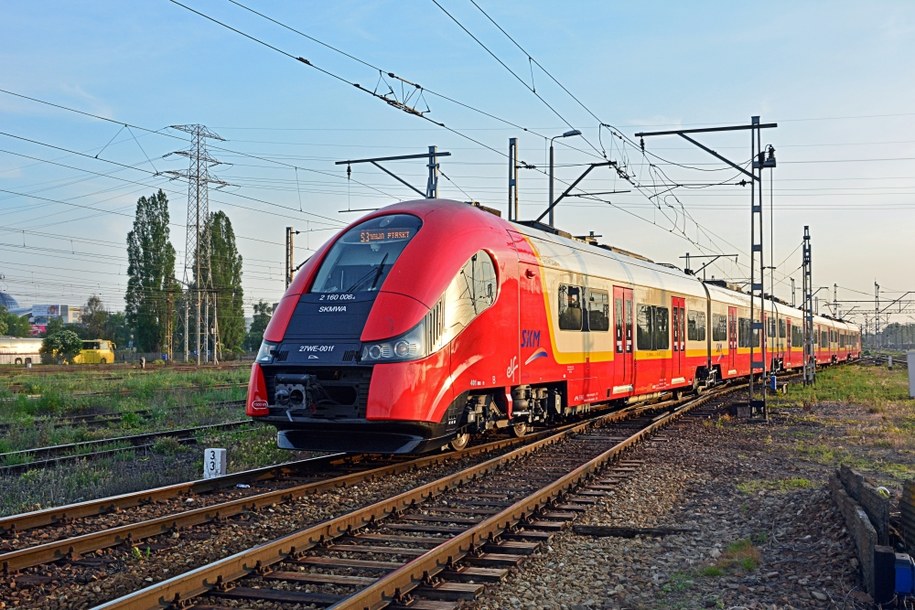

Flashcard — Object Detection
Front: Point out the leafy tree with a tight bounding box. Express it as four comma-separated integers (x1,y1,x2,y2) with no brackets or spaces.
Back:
0,306,31,337
195,211,245,357
125,189,177,353
104,311,132,349
42,317,66,338
80,294,109,339
244,300,274,351
41,330,82,364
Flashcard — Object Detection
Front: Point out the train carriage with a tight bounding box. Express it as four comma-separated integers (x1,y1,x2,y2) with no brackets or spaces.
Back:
247,199,861,454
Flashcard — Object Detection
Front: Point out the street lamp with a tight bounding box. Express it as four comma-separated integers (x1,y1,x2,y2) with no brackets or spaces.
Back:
812,286,829,314
549,129,582,226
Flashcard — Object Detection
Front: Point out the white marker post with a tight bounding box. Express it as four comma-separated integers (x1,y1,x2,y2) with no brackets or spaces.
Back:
204,448,227,479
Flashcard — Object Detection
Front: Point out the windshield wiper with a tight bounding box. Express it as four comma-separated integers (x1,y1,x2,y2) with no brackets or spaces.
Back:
344,253,389,292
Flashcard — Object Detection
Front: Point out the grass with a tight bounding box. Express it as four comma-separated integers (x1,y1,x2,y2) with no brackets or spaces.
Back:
0,367,250,453
0,424,304,517
736,477,814,494
699,538,762,577
761,363,915,487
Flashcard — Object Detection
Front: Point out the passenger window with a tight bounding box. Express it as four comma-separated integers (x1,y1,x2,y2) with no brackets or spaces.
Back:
712,314,728,342
559,285,584,331
687,310,706,341
588,290,610,332
636,304,669,350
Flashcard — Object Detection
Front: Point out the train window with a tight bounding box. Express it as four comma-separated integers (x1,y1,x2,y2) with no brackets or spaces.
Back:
559,284,584,331
614,297,624,352
311,214,422,293
792,325,803,347
446,251,497,334
819,330,828,348
636,304,669,350
587,289,610,332
767,319,776,338
712,314,728,342
654,307,669,350
738,318,760,348
687,310,706,341
779,319,786,338
636,305,652,349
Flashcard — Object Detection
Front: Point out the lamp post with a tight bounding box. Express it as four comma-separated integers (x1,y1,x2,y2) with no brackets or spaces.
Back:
549,129,581,227
812,286,829,314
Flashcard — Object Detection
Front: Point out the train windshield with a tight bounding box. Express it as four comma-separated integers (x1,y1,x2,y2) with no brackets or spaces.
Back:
311,214,422,294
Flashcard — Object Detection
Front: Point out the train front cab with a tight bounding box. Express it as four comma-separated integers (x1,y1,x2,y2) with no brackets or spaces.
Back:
247,201,521,454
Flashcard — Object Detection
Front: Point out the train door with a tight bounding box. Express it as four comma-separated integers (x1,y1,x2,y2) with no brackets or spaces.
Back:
727,306,738,375
785,319,792,367
671,296,685,379
612,286,634,394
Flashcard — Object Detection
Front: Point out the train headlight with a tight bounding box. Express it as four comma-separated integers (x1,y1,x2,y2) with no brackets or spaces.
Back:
255,340,280,364
361,321,426,363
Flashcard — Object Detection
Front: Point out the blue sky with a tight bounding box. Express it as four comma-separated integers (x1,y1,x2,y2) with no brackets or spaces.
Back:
2,1,914,329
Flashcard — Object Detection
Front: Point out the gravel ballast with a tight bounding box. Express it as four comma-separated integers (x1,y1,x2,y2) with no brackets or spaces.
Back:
469,401,895,610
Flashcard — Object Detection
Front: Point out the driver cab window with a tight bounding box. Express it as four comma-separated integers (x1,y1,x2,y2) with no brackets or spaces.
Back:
444,251,498,335
311,214,422,293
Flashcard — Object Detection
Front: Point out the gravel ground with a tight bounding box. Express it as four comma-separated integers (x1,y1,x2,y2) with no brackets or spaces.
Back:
3,377,910,610
469,398,903,610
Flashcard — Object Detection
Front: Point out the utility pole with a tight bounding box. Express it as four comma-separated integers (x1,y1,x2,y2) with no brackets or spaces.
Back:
164,124,228,365
508,138,519,221
285,227,297,288
875,282,881,349
636,117,777,419
791,278,796,307
802,226,815,385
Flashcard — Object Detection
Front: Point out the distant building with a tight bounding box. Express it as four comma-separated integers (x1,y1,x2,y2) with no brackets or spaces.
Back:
0,291,17,310
28,304,83,336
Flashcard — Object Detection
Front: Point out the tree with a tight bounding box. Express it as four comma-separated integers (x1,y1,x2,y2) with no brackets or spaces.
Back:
104,311,132,349
42,317,66,338
196,211,245,357
244,300,274,351
0,306,31,337
125,189,177,353
41,330,82,364
80,294,109,339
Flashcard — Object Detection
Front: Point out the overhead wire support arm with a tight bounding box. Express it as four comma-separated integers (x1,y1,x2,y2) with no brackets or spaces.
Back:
636,118,778,421
535,161,613,223
335,148,451,200
680,253,739,278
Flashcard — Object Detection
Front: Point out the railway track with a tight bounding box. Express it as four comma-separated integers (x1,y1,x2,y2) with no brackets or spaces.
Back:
90,391,727,610
0,420,253,474
0,387,736,609
0,400,244,436
0,421,596,574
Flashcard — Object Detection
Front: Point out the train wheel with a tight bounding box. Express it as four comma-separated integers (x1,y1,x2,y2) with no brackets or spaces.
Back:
448,432,470,452
511,422,529,438
100,358,107,364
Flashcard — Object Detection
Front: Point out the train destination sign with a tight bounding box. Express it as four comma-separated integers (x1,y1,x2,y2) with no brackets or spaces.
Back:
359,228,414,243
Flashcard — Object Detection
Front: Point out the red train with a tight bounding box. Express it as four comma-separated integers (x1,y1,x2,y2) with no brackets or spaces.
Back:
246,199,860,453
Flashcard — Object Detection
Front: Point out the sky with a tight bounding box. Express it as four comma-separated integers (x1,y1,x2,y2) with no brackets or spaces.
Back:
1,1,914,331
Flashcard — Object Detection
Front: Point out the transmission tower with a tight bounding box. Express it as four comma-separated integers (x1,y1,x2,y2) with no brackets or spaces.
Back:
164,124,228,365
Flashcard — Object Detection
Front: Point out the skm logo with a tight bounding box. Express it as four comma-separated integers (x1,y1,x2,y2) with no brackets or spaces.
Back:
521,329,541,348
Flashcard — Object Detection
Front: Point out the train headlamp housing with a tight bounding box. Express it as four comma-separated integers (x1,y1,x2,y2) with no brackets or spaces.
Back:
255,340,280,364
361,321,426,363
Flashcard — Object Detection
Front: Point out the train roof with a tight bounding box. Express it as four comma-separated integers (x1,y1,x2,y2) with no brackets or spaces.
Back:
510,217,708,299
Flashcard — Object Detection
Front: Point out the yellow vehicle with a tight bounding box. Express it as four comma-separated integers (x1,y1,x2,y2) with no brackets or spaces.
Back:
72,339,116,364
